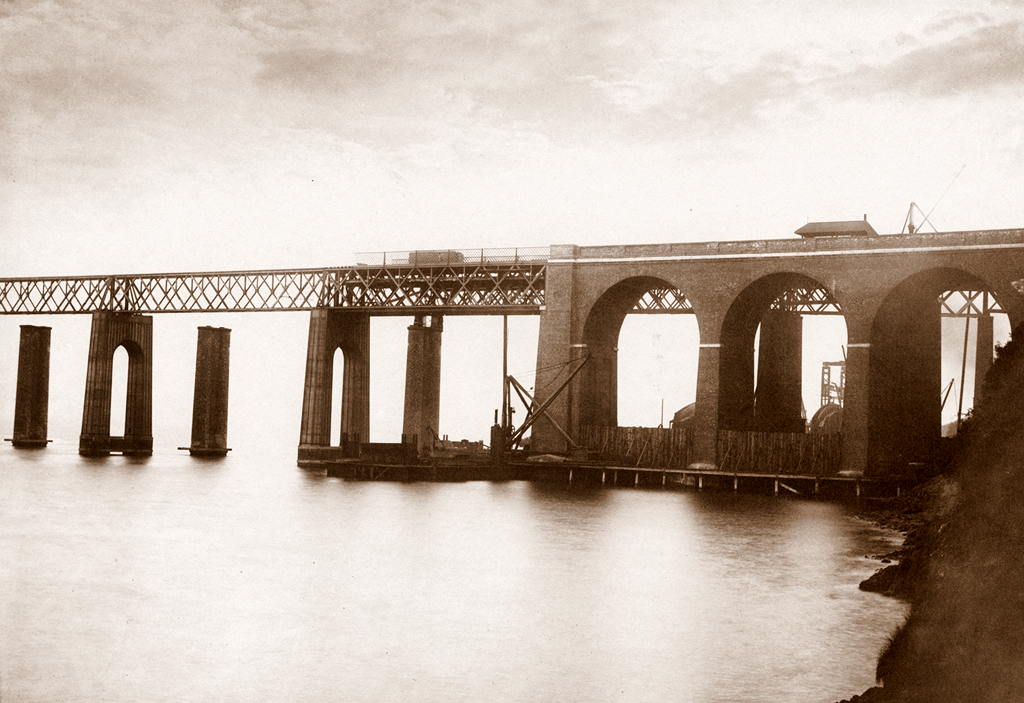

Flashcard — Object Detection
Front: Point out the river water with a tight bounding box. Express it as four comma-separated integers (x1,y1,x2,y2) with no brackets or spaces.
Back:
0,443,906,703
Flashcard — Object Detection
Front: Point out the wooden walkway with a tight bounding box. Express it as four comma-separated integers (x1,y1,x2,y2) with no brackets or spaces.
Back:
316,458,911,498
528,463,908,498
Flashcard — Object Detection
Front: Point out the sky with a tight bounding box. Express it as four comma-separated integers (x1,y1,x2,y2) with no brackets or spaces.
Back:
1,0,1022,451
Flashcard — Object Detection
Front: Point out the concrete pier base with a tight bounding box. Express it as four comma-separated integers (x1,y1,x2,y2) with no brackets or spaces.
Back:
79,312,153,456
402,315,442,455
186,326,231,456
8,325,51,448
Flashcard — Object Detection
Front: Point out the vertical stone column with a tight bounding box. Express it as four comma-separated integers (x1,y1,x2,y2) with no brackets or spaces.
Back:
10,325,51,448
689,344,721,470
754,310,804,432
868,298,941,475
338,313,371,444
298,310,370,456
188,326,231,456
124,321,153,449
299,309,333,447
974,313,994,402
79,312,153,456
402,315,443,453
531,246,578,454
577,342,617,428
717,322,756,431
840,343,870,475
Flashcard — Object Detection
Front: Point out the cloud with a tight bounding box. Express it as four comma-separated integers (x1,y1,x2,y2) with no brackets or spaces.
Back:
924,12,989,36
555,50,810,143
836,21,1024,99
255,47,400,92
0,2,170,121
680,54,806,130
17,59,161,117
239,1,663,115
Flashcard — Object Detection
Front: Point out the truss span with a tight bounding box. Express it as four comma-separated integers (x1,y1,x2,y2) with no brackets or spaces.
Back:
0,262,548,316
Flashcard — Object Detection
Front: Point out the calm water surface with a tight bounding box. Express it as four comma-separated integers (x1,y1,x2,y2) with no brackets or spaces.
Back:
0,444,906,703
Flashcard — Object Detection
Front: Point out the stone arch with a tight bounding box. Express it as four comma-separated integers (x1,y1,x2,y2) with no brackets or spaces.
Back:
577,276,693,428
114,339,150,441
79,312,153,456
299,310,370,449
110,340,144,435
330,346,346,446
718,272,846,432
868,267,1006,474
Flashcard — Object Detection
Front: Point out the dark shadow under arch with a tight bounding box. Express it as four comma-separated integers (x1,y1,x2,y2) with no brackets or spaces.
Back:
718,272,845,432
868,267,1002,475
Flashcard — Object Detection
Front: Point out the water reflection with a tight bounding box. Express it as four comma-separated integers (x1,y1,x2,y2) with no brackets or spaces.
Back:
0,447,905,703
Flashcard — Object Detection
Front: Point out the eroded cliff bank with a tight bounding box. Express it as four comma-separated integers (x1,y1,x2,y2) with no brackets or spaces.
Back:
836,326,1024,702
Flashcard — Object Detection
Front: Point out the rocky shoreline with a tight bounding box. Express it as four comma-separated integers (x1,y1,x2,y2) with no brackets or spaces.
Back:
852,474,956,600
832,327,1024,703
830,475,958,703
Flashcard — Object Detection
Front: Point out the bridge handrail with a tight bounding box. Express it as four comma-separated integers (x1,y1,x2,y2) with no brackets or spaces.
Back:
569,228,1024,261
354,246,551,267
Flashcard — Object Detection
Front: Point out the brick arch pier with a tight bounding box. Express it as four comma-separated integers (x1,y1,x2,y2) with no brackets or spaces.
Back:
531,234,1024,477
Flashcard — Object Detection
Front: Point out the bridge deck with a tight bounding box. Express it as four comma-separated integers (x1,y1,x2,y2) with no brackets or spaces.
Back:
565,227,1024,262
3,229,1022,315
0,261,548,315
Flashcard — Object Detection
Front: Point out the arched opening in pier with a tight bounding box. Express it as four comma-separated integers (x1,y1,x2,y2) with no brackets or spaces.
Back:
869,268,1011,474
110,345,129,436
330,347,345,446
939,294,1012,434
580,277,699,429
617,303,700,428
719,273,848,433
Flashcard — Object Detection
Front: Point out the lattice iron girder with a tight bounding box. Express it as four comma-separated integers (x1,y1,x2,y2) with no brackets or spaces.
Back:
763,287,1006,318
629,288,695,314
331,264,548,310
0,264,547,314
769,287,843,315
939,290,1003,317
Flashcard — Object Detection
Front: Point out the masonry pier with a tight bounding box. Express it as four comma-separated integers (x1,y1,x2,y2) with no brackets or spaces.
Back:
755,310,804,432
402,315,443,455
79,312,153,456
1,231,1021,480
8,325,51,448
185,326,231,456
869,280,943,473
297,310,370,464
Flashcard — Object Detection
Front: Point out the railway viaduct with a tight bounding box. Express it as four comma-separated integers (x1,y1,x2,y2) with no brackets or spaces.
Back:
531,227,1024,476
3,226,1024,478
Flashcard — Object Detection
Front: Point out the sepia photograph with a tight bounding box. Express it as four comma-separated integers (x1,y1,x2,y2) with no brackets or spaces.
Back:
1,1,1023,701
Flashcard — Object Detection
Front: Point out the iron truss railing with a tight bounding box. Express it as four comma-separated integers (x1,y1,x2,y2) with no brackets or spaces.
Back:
770,288,843,314
939,290,1003,317
767,288,1006,317
0,262,548,315
632,287,844,315
630,288,694,313
355,246,550,267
